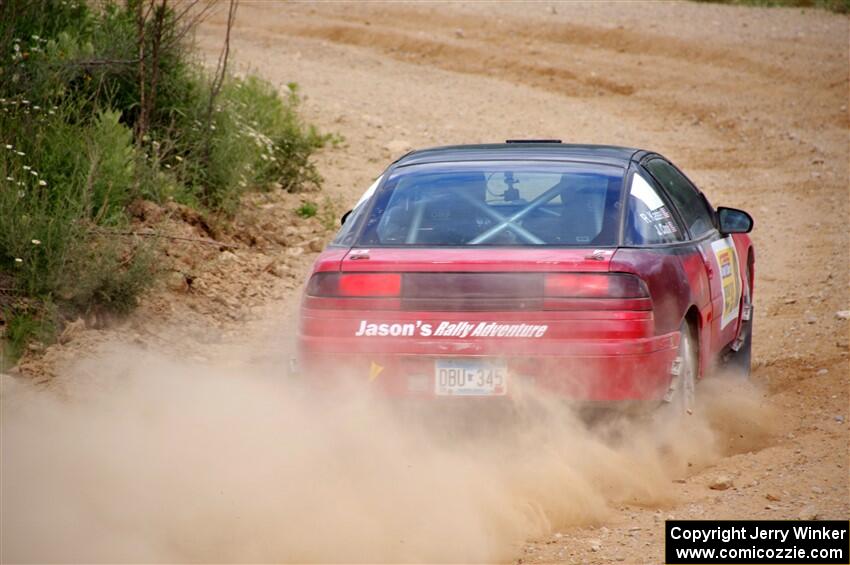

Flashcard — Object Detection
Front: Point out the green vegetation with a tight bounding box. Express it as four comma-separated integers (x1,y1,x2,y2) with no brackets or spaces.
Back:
295,198,344,232
3,307,56,362
694,0,849,13
0,0,329,368
295,201,319,219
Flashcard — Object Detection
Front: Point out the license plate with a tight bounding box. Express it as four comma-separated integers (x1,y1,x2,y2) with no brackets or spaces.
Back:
435,359,508,396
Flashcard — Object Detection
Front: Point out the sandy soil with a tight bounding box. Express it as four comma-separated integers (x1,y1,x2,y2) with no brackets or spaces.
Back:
2,1,848,563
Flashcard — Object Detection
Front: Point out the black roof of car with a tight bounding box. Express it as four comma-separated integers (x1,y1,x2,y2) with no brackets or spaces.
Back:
394,142,643,168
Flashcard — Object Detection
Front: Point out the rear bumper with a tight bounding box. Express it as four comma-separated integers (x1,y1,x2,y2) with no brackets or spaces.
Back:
297,332,680,402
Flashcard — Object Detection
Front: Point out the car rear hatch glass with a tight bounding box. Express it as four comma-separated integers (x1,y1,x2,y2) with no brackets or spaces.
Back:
355,160,625,248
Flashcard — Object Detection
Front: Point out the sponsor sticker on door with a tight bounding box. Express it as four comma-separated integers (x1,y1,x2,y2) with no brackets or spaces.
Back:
711,236,742,330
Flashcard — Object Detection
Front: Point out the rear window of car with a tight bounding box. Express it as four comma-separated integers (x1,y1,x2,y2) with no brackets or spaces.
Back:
354,162,625,247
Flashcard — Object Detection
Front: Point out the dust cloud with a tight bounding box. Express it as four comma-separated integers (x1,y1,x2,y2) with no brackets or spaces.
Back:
1,346,775,563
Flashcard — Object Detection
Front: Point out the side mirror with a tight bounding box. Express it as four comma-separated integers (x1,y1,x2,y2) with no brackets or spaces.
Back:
717,206,753,234
340,209,353,226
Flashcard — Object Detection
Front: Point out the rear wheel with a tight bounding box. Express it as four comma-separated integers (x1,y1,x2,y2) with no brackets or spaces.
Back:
664,321,698,415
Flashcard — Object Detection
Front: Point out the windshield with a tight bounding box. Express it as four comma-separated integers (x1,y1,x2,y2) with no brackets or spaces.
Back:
355,161,624,246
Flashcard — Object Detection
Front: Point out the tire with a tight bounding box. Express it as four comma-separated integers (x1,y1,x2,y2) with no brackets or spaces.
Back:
664,321,698,415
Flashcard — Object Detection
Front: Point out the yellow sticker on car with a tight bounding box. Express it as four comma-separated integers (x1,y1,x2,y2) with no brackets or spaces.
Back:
711,236,742,330
368,361,384,382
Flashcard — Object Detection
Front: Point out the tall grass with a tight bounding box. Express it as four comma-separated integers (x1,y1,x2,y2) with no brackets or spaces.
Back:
0,0,329,367
158,76,331,213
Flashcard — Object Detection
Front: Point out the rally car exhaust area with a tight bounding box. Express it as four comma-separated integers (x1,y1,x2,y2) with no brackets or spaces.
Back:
0,340,775,563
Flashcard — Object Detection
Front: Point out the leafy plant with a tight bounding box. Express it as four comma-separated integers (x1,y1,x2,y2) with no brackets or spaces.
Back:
296,201,319,219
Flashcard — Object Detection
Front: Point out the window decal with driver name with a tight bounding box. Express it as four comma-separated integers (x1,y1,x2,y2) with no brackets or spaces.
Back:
632,173,680,237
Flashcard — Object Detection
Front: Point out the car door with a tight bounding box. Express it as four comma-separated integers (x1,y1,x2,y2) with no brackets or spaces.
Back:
612,168,711,362
642,157,744,357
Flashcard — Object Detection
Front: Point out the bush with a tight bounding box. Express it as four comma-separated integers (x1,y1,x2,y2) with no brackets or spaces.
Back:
0,100,142,295
234,80,331,193
154,75,332,214
0,0,328,363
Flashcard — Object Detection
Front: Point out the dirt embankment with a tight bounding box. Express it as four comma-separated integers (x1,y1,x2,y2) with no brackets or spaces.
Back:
2,2,848,563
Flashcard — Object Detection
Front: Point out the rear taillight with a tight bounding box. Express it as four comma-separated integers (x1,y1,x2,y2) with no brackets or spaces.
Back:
305,272,649,311
307,273,401,297
544,273,648,298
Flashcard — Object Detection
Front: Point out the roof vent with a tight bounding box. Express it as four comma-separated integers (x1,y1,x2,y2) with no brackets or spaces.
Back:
505,139,562,144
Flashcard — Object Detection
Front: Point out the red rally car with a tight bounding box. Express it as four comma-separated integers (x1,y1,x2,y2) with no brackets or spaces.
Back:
297,141,754,410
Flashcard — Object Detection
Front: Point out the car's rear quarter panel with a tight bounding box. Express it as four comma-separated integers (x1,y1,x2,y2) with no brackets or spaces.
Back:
610,246,714,375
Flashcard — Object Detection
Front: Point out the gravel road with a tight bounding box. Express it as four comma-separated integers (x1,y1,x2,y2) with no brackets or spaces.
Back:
2,2,847,563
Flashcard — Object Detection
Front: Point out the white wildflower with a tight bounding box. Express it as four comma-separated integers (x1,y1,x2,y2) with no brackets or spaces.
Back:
4,144,11,149
174,155,183,162
6,176,13,181
30,170,38,176
14,258,23,264
22,165,31,170
16,151,24,156
31,239,41,245
38,179,46,186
